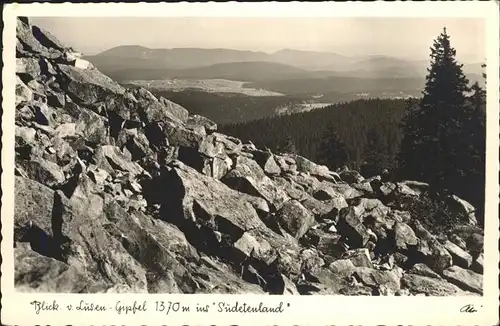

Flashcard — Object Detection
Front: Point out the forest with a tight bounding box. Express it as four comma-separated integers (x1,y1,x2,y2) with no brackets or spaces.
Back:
219,97,408,171
150,89,308,124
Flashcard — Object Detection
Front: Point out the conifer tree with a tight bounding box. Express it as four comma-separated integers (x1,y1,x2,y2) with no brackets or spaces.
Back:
279,135,297,154
316,123,349,170
397,27,471,192
360,128,388,177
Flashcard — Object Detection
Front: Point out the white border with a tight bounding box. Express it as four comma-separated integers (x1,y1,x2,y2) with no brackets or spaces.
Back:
2,3,499,325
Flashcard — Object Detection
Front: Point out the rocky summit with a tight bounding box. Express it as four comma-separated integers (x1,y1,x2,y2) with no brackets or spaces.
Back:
13,18,484,295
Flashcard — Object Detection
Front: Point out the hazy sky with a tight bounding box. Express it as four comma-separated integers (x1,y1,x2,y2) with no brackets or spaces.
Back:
29,17,485,62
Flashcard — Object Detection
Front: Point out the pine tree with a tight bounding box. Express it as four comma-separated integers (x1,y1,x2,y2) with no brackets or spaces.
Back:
360,128,388,177
397,27,471,193
279,135,297,154
316,123,349,170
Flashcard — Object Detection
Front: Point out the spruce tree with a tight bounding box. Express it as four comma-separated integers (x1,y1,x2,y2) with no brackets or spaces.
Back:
280,135,297,154
397,27,471,193
316,123,349,170
360,128,389,177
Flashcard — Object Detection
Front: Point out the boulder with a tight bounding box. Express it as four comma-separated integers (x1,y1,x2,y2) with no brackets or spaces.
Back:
16,19,65,59
442,266,482,294
55,123,76,138
252,150,281,176
394,222,419,250
300,195,347,220
443,240,473,268
281,274,300,295
275,200,315,239
161,161,265,237
313,186,343,201
93,145,144,178
103,201,200,293
401,274,463,296
301,268,349,294
446,195,478,226
353,267,401,292
222,156,289,210
186,114,217,133
399,180,429,196
341,248,373,268
408,263,442,279
336,206,370,248
162,121,205,148
411,220,452,273
449,234,468,251
18,157,66,187
15,243,93,293
131,88,183,124
328,259,356,278
57,64,124,105
272,177,307,201
339,170,364,184
302,228,344,259
159,97,189,122
211,133,243,155
379,182,396,197
116,128,151,161
15,126,37,145
330,183,364,200
51,178,149,292
466,233,484,256
470,253,483,274
75,108,108,146
17,57,44,76
14,176,56,243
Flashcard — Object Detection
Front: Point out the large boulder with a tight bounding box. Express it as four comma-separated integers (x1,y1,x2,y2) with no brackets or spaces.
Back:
18,157,66,188
339,170,364,184
442,266,482,294
410,220,453,273
353,267,401,293
222,156,289,210
251,150,281,176
16,19,65,59
103,200,200,293
401,273,464,296
186,114,217,133
92,145,145,178
336,206,371,248
394,222,419,251
52,176,149,293
14,176,56,244
443,240,473,268
446,195,478,226
161,161,266,238
75,108,109,146
57,64,125,105
275,200,315,239
15,243,94,293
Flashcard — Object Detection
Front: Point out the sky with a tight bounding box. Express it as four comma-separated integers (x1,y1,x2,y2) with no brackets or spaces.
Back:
29,17,486,63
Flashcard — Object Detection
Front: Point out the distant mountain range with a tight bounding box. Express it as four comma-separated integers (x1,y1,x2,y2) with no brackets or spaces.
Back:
84,46,484,83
